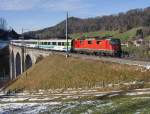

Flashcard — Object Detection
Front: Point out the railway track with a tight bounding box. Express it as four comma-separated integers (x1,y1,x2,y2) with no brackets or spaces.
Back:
11,45,150,70
52,51,150,70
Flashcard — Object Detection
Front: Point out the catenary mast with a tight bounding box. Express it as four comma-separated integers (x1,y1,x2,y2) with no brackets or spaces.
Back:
66,12,69,58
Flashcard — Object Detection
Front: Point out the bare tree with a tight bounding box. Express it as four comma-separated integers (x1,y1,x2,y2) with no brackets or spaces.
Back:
0,18,7,30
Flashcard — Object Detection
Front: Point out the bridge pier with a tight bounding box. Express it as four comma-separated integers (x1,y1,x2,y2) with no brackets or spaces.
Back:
9,50,16,80
9,51,12,80
14,56,16,79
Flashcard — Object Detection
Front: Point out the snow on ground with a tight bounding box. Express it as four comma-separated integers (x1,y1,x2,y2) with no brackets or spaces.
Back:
0,97,29,102
0,102,61,114
127,63,150,70
0,88,150,113
126,91,150,96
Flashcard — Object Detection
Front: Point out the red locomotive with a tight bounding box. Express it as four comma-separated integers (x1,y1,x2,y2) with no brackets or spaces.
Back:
72,37,122,57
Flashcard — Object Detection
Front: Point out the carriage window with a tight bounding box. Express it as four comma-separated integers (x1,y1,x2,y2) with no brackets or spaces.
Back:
61,42,64,46
48,42,51,45
88,41,92,44
52,42,56,45
44,42,47,45
33,42,37,44
96,41,101,44
58,42,61,46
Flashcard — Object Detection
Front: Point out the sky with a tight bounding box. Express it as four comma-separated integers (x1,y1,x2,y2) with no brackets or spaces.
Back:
0,0,150,33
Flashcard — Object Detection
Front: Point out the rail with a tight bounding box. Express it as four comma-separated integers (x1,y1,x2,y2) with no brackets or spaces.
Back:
10,44,150,70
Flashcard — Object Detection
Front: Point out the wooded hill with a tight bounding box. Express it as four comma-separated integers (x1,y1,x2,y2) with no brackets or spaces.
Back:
26,7,150,39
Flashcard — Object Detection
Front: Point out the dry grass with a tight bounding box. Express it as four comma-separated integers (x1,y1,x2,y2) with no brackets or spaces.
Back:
7,54,150,91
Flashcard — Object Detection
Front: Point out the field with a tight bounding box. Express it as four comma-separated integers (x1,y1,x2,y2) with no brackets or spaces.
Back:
6,54,150,91
2,54,150,114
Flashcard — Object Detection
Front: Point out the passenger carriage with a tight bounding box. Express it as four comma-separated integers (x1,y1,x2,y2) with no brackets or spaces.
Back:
11,39,72,52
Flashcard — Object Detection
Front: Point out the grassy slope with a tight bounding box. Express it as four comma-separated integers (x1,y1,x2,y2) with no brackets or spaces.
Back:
7,54,150,91
115,27,141,41
70,31,118,39
70,27,141,41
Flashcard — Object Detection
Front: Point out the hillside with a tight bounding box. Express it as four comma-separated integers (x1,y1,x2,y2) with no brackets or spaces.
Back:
70,27,142,41
7,54,150,91
26,7,150,39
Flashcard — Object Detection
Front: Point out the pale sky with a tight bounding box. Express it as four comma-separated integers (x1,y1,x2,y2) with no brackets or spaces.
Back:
0,0,150,33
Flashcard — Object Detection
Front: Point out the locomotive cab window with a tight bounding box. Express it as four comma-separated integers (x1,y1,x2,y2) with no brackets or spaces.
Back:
88,41,92,44
110,39,121,45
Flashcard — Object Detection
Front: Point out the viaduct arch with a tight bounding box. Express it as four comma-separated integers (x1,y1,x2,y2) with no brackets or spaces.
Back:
16,53,21,76
25,54,32,70
9,45,50,80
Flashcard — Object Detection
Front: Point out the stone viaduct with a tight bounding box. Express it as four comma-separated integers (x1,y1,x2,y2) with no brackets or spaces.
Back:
9,45,52,80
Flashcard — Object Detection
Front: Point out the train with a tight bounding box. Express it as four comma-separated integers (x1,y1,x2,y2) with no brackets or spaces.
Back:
10,37,122,57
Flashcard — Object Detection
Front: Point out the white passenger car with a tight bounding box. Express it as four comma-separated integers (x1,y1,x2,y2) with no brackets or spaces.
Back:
11,39,72,52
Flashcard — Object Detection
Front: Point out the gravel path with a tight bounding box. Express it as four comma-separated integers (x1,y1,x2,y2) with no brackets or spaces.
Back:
55,51,150,69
